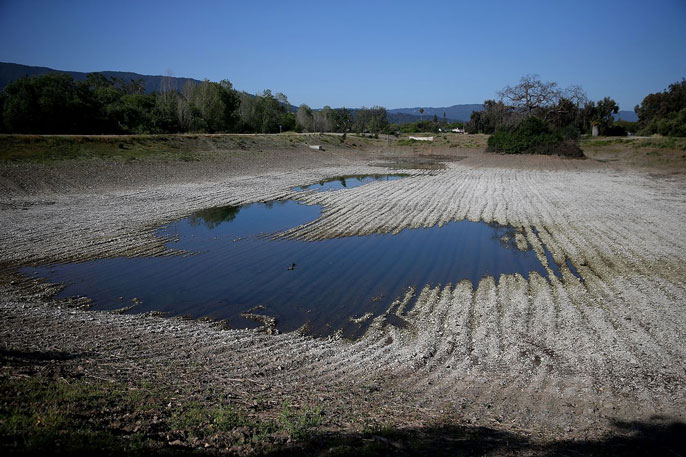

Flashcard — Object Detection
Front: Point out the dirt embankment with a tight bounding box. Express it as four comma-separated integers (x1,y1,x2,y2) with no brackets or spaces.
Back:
1,134,685,455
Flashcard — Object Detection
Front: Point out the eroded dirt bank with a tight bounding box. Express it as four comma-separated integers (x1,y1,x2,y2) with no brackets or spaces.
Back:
1,137,685,454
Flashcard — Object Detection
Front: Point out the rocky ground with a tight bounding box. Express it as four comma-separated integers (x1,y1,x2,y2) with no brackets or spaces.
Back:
1,134,685,455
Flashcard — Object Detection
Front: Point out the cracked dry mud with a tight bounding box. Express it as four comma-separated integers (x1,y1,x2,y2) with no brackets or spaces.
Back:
1,143,684,444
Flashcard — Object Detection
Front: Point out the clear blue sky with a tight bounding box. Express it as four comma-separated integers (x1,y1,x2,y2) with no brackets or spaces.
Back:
1,0,685,110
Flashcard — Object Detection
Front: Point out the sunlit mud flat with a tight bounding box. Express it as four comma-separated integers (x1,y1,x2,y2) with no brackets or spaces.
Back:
26,198,560,337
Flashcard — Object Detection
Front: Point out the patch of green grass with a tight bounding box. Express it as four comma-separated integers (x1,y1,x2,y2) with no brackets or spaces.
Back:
169,400,253,439
0,135,200,163
0,133,322,163
581,137,630,147
634,137,686,151
581,136,686,151
396,139,425,146
460,140,480,149
1,372,330,455
279,402,323,441
0,376,155,455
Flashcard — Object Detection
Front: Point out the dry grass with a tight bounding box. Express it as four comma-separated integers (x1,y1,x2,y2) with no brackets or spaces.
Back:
581,135,686,171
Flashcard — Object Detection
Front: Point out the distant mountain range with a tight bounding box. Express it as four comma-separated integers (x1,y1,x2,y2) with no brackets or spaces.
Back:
0,62,638,123
387,112,447,124
387,106,637,123
0,62,199,94
613,111,638,122
388,104,485,123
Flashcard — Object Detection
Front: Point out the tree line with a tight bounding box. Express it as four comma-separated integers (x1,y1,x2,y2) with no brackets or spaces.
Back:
295,104,388,136
0,72,391,135
468,75,685,139
466,74,624,137
469,75,607,156
634,79,686,137
1,72,682,137
393,119,464,134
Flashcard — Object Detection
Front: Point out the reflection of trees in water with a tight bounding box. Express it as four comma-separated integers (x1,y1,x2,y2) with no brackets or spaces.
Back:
262,201,287,210
189,205,241,229
295,174,409,191
487,222,520,250
189,201,291,229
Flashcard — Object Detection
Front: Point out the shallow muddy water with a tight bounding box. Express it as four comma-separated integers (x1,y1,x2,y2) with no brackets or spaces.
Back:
26,196,557,337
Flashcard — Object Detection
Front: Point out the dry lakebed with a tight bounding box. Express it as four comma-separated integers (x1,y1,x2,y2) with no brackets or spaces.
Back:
1,134,684,455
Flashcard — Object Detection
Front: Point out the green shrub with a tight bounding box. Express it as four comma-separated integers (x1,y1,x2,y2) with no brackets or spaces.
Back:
639,108,686,137
487,117,584,157
635,79,686,137
560,123,581,141
613,120,638,134
605,124,628,136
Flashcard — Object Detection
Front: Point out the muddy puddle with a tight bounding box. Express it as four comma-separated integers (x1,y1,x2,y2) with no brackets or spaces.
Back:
25,220,558,337
292,174,409,192
24,174,576,338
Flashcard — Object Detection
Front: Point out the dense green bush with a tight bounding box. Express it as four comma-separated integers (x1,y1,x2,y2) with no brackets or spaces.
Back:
394,120,441,134
635,79,686,137
638,108,686,137
611,120,637,135
1,74,85,133
487,116,584,157
604,124,627,136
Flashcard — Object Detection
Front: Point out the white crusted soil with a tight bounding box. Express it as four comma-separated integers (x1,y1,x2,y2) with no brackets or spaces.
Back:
1,146,684,440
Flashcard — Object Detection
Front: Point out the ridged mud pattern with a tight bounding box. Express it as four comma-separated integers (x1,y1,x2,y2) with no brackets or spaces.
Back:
1,158,685,433
1,165,426,265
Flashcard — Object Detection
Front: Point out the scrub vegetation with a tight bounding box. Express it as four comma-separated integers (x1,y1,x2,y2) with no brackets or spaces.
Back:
468,75,618,156
0,358,325,455
487,116,583,157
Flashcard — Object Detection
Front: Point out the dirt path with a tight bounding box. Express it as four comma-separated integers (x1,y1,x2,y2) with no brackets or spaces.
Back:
1,140,684,451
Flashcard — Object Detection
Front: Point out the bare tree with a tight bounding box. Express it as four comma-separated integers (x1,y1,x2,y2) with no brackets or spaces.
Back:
563,85,588,108
498,74,561,115
545,85,589,126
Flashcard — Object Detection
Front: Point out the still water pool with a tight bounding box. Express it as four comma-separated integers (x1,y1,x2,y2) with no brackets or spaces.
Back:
26,196,557,337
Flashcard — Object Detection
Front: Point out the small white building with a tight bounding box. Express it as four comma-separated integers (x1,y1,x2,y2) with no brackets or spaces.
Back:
451,127,465,134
